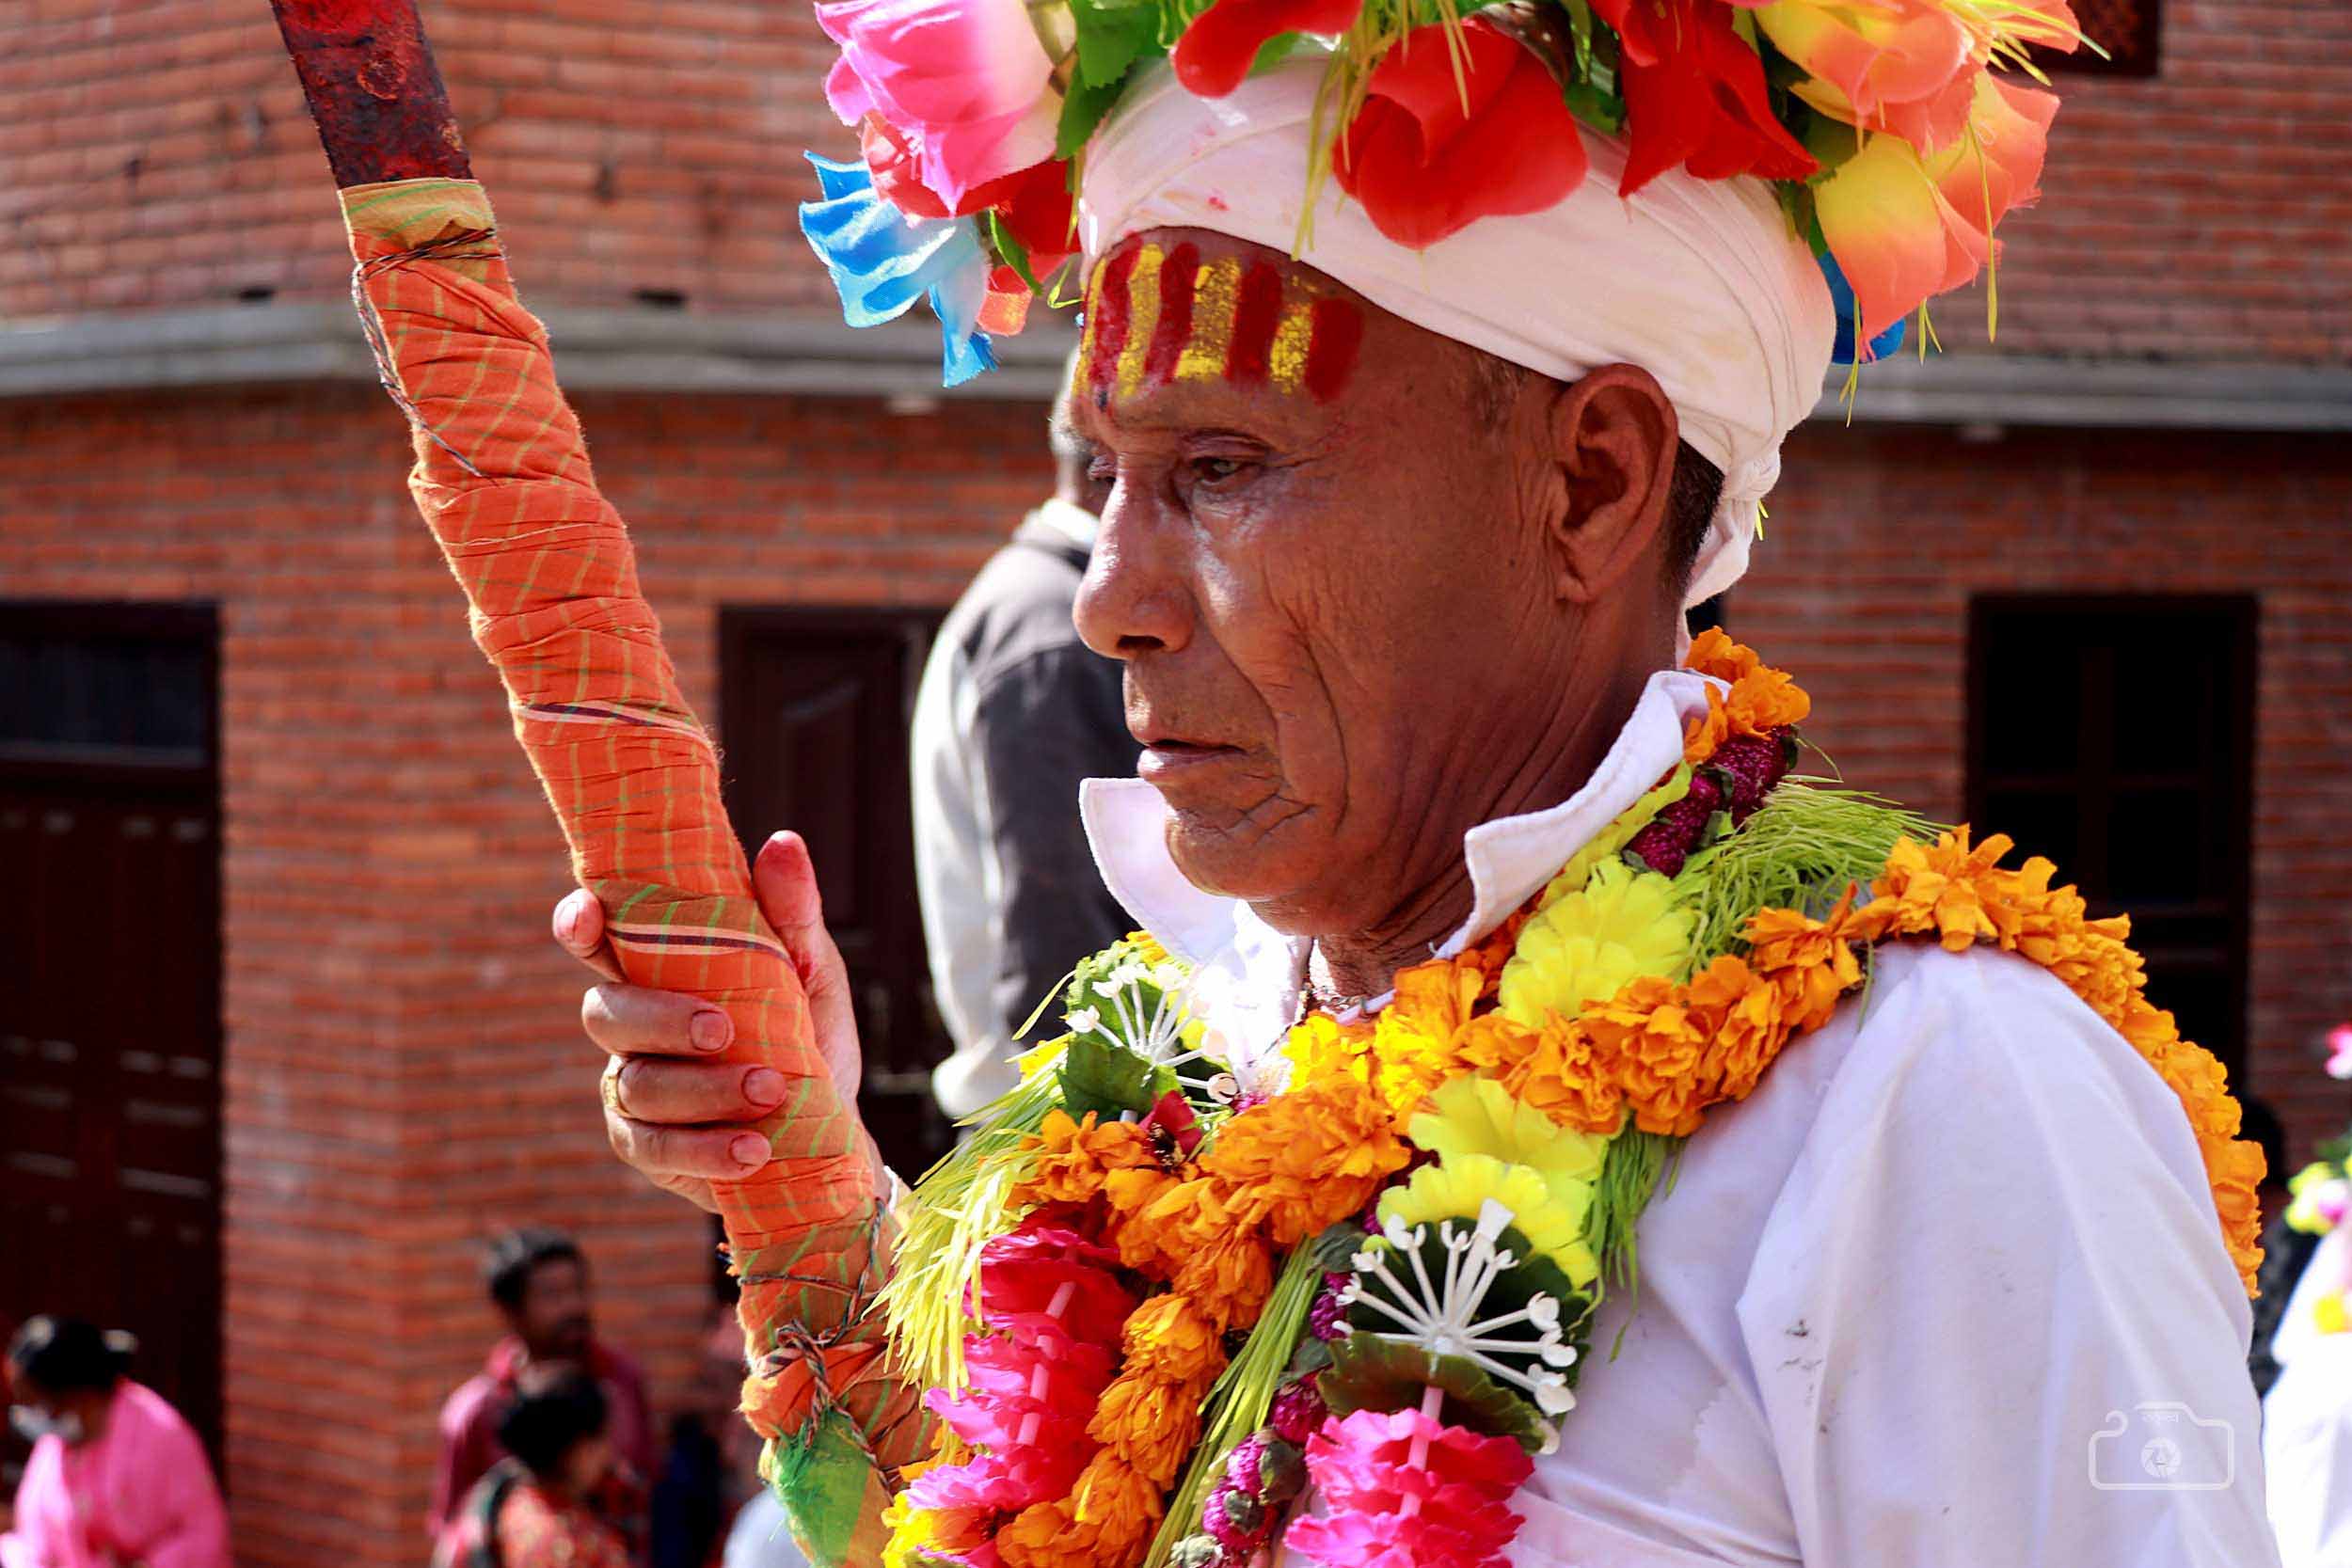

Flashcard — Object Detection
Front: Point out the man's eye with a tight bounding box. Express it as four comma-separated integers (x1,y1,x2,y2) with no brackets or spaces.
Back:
1191,456,1248,483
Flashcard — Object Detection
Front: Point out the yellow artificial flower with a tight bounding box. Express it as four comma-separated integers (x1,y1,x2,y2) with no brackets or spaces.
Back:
2287,1162,2350,1237
1012,1035,1065,1083
2319,1293,2349,1337
1499,858,1696,1029
1529,767,1693,914
1409,1075,1611,1187
1377,1153,1597,1288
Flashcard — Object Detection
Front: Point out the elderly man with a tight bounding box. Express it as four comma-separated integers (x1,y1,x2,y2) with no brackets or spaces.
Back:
553,21,2276,1568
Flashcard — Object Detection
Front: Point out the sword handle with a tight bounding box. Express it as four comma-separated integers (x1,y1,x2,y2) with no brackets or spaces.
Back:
266,0,472,186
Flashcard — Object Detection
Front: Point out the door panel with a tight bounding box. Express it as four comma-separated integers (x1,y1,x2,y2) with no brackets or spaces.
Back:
719,609,953,1180
0,603,222,1476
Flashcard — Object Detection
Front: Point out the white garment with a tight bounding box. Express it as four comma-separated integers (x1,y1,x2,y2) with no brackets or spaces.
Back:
1081,667,2279,1566
2265,1229,2352,1566
912,497,1105,1117
1078,55,1836,615
722,1489,809,1568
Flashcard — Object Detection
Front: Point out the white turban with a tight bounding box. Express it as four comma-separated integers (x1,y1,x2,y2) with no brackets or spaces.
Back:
1078,55,1836,610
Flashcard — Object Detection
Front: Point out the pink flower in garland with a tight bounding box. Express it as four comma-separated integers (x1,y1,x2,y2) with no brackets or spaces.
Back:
911,1215,1138,1520
815,0,1060,211
1287,1406,1532,1568
974,1221,1138,1345
2328,1021,2352,1081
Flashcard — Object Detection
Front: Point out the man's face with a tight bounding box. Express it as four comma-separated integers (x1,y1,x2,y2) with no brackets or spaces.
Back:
513,1258,594,1360
1069,230,1607,937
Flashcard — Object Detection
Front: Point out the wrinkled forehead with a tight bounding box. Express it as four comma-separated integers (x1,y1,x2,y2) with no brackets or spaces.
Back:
1073,228,1374,409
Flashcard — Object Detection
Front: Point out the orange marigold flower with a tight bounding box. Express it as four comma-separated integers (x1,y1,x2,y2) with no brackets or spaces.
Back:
1172,1232,1276,1325
1724,664,1812,735
1107,1172,1225,1276
1744,895,1864,1034
1090,1366,1209,1481
1510,1015,1629,1135
1683,686,1732,764
1685,626,1763,684
1452,1011,1542,1085
1851,829,2009,951
1583,974,1709,1136
1014,1109,1156,1207
1117,1292,1226,1382
1203,1074,1409,1243
995,1453,1162,1567
1686,954,1792,1105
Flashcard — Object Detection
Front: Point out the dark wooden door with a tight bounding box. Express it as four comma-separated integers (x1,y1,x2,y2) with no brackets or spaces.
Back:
718,609,955,1180
0,603,223,1472
1968,595,2258,1083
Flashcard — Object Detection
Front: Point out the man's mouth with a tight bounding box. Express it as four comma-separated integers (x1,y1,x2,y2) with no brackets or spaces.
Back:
1137,736,1245,784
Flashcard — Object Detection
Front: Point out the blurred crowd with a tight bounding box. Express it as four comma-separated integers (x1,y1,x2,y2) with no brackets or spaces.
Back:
2,1227,801,1568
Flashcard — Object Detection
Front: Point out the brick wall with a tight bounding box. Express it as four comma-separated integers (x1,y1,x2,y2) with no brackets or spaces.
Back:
0,382,1050,1568
4,0,2349,358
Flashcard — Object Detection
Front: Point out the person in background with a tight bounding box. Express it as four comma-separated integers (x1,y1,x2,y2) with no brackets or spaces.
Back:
435,1366,631,1568
431,1227,656,1558
2246,1095,2308,1398
911,359,1136,1121
1,1316,228,1568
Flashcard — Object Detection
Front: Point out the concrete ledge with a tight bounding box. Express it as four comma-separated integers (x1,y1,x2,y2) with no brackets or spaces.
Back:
3,302,2349,430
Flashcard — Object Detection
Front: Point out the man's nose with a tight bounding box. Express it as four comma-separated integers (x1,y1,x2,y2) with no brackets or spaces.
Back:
1074,483,1191,661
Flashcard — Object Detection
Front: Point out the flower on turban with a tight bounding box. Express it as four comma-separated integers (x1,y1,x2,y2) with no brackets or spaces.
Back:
1332,17,1589,249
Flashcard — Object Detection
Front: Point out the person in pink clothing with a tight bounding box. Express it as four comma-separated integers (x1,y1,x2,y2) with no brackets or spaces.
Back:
1,1317,228,1568
430,1228,655,1561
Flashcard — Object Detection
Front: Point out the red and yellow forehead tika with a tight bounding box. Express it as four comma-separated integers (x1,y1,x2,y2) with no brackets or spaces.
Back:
1077,240,1365,405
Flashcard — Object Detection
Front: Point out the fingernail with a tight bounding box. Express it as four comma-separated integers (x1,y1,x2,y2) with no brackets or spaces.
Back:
691,1010,731,1052
556,898,580,942
729,1132,769,1170
743,1068,785,1108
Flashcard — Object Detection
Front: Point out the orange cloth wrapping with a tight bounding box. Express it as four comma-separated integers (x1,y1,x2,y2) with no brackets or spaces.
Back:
338,177,928,1560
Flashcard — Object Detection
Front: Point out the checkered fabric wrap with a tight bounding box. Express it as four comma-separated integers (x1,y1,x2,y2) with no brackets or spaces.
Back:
340,177,925,1564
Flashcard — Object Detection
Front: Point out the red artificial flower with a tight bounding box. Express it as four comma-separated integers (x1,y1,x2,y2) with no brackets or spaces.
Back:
991,156,1076,271
1592,0,1818,196
860,111,1072,230
1333,18,1589,249
1173,0,1365,99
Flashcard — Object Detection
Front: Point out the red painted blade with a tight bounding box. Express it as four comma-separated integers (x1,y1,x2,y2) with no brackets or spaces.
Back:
266,0,472,187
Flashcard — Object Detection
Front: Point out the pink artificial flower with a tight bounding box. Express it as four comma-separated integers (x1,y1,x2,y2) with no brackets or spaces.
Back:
1286,1406,1532,1568
2326,1022,2352,1081
815,0,1060,211
972,1219,1137,1345
905,1438,1089,1512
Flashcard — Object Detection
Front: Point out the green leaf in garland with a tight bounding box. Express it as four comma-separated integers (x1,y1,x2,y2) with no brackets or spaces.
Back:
1319,1337,1557,1454
1059,1032,1170,1118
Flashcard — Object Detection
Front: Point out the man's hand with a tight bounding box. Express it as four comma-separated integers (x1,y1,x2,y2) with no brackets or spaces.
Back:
556,832,867,1213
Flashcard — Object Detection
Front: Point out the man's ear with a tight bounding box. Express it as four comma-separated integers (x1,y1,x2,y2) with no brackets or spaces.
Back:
1541,363,1679,605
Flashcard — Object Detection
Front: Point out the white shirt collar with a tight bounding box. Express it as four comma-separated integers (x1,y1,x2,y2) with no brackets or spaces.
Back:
1080,667,1715,1066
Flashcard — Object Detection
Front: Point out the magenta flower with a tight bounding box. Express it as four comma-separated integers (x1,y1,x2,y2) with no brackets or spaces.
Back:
2327,1022,2352,1082
1287,1406,1532,1568
814,0,1060,212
